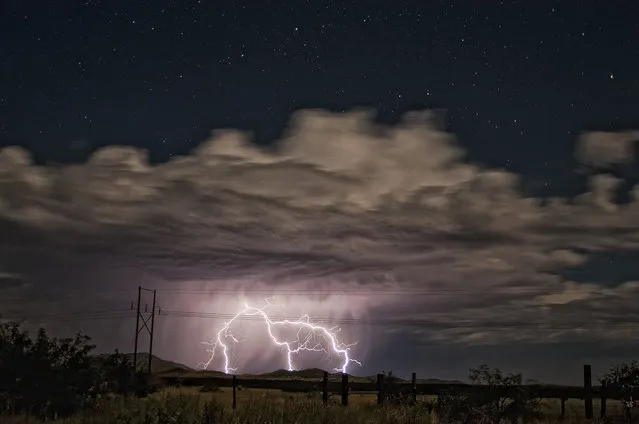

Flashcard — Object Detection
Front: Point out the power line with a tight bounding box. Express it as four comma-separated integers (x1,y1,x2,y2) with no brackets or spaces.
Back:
6,306,639,330
6,309,132,318
156,309,639,330
1,290,133,301
6,307,638,331
6,304,639,332
42,314,135,323
154,288,587,296
2,310,134,323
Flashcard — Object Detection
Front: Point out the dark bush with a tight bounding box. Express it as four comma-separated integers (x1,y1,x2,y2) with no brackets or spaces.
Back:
381,371,414,406
96,349,132,395
600,360,639,416
0,322,100,418
436,364,542,424
131,371,165,397
0,321,138,419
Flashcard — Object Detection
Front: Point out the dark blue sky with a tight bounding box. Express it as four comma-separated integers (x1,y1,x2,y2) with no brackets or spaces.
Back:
2,1,637,182
560,250,639,287
1,0,639,384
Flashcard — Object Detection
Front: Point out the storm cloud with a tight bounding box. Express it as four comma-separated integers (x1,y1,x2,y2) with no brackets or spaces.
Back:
1,108,638,383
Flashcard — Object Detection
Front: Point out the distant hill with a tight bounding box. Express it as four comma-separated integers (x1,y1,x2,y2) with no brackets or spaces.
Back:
92,355,465,385
254,368,328,379
92,353,192,374
362,374,465,385
417,378,465,385
194,367,464,384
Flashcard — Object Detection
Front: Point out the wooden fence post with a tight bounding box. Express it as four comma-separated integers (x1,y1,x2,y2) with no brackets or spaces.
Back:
600,379,607,419
341,373,349,407
322,371,329,405
412,372,417,404
377,373,385,405
560,397,566,419
232,375,237,410
583,364,593,419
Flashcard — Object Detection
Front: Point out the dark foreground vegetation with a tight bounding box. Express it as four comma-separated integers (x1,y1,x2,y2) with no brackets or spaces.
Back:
0,321,147,419
1,321,638,423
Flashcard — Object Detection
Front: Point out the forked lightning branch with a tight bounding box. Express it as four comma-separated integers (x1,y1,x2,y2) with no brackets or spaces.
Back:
200,300,362,374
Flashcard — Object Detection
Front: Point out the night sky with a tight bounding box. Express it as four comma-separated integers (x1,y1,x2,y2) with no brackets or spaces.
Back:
1,1,639,385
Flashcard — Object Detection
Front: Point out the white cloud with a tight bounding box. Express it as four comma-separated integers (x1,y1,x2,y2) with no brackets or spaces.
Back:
575,130,639,168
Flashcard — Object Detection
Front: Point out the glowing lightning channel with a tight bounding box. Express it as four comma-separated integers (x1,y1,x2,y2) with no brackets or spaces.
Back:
200,299,362,374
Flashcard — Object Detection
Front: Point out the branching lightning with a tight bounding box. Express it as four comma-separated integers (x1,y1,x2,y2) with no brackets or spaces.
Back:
200,299,362,374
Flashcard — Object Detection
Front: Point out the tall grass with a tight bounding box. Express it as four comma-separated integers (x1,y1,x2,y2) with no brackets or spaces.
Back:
2,392,434,424
0,391,614,424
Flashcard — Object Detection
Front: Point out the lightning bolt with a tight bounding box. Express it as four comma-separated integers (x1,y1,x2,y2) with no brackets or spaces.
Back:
200,299,362,374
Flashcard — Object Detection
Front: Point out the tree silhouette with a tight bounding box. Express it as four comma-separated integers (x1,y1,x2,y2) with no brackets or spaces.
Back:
97,349,132,395
0,321,131,419
601,360,639,413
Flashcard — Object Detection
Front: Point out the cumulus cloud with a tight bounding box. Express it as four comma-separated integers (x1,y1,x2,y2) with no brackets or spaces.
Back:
575,130,639,169
1,108,638,379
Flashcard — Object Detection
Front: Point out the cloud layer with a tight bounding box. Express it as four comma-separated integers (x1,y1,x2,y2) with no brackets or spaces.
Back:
1,108,638,382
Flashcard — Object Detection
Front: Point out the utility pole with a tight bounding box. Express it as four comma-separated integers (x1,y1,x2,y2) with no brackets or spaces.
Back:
147,289,157,375
132,286,141,372
131,286,157,376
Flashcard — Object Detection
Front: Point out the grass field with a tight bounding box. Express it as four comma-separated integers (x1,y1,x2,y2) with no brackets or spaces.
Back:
1,385,629,424
176,386,631,419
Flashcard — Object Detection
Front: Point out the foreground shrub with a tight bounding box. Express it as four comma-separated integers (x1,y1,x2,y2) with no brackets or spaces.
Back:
436,364,542,424
0,322,99,419
382,371,416,406
0,322,143,419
